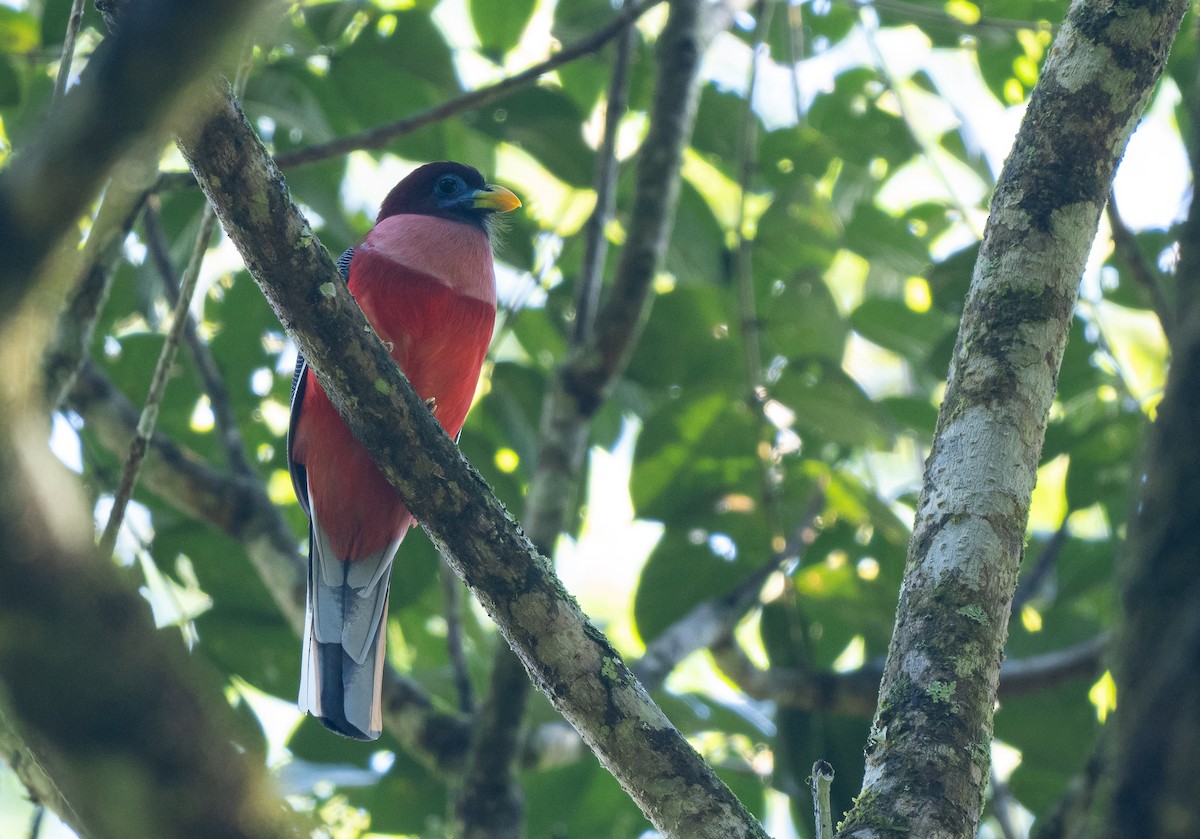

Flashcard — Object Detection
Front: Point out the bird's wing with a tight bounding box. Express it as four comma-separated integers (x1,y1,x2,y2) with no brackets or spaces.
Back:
287,247,355,516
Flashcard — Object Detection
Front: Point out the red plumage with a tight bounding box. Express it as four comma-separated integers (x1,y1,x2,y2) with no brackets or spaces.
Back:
288,162,519,739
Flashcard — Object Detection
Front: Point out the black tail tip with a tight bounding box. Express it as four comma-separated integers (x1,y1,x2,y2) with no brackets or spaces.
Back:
317,711,375,741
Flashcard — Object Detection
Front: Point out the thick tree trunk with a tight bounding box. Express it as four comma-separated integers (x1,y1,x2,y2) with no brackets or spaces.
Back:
837,0,1187,836
1106,78,1200,836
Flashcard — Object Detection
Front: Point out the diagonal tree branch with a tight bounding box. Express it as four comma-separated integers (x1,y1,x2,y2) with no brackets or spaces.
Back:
633,490,824,692
151,0,665,193
1105,191,1173,340
142,201,256,477
98,205,218,557
270,0,662,171
714,632,1108,718
172,2,767,834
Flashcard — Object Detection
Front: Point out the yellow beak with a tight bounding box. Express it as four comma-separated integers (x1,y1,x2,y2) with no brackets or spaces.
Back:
472,184,522,213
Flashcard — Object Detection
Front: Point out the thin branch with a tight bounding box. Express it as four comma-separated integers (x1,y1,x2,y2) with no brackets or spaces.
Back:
43,158,155,412
272,0,662,171
1011,516,1069,616
734,0,787,553
454,649,532,839
142,200,255,476
812,760,835,839
714,633,1108,717
573,2,637,344
52,0,87,101
858,6,983,239
997,633,1108,698
989,767,1022,839
440,561,476,715
99,205,218,557
1106,191,1172,339
851,0,1057,34
154,0,662,193
633,489,824,692
785,0,807,124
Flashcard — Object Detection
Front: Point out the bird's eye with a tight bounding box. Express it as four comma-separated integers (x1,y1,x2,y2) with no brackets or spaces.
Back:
435,175,460,196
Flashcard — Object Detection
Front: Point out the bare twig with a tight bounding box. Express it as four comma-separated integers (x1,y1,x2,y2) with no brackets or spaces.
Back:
714,633,1108,717
271,0,662,171
858,6,983,238
734,0,785,542
633,489,824,691
1011,516,1069,616
52,0,87,101
573,4,637,344
785,0,807,123
1106,191,1172,338
812,760,835,839
440,561,476,715
28,805,44,839
98,205,217,558
454,648,532,839
851,0,1057,34
141,200,255,476
43,162,155,412
989,767,1022,839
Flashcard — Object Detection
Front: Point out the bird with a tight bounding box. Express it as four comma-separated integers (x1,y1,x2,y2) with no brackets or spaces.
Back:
287,162,520,740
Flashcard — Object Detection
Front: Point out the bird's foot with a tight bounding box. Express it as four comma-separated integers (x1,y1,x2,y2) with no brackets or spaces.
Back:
424,396,438,415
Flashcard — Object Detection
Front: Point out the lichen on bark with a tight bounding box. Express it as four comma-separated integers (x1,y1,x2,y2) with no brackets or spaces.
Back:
838,0,1187,836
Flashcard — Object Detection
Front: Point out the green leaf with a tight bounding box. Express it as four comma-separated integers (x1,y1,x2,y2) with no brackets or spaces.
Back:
625,285,744,395
472,87,594,187
995,679,1098,815
634,529,756,643
631,392,759,521
849,298,956,363
773,361,894,449
0,7,38,52
470,0,537,59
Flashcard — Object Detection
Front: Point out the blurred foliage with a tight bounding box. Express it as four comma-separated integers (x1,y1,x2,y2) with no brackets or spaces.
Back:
0,0,1187,836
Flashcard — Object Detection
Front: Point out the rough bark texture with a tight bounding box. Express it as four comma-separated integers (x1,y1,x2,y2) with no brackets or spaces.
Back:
1105,79,1200,837
838,0,1186,836
175,4,765,836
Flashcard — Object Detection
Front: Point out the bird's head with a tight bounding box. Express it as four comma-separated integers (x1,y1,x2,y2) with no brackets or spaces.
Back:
377,161,521,233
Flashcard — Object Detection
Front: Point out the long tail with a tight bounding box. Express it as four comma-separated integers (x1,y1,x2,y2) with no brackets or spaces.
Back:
298,507,399,741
